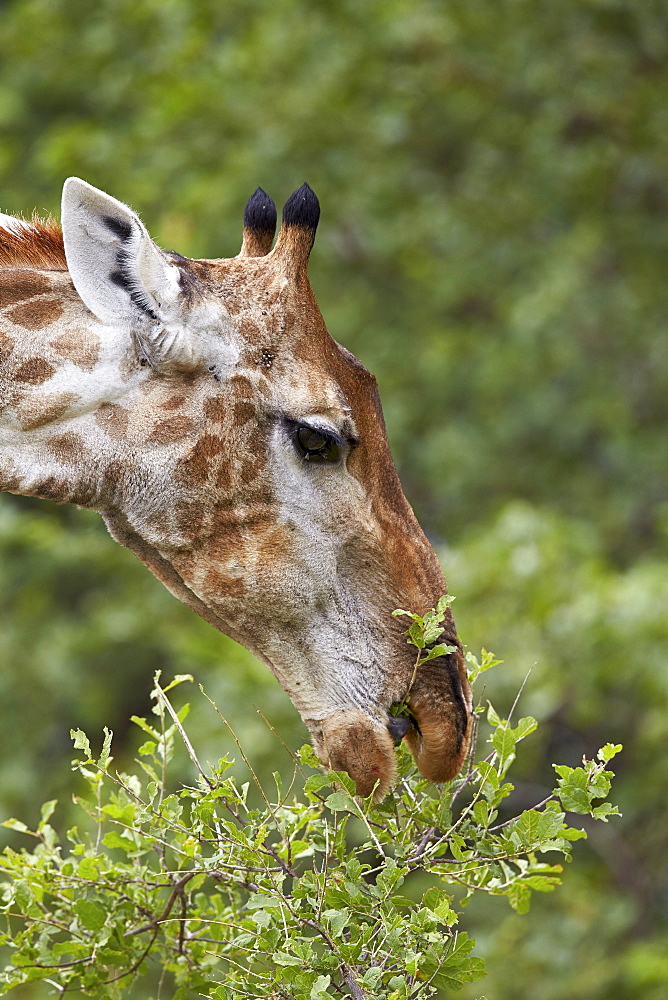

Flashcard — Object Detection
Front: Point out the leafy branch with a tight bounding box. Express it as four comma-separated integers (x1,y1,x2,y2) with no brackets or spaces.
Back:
0,636,621,998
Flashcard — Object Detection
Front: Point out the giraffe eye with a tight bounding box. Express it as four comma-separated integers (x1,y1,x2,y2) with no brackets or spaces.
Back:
291,422,343,463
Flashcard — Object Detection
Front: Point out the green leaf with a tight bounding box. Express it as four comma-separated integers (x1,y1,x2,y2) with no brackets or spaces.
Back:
274,951,302,966
77,857,100,880
435,594,456,616
419,642,458,665
406,621,426,649
507,882,532,914
74,899,107,931
130,715,159,738
422,620,446,646
2,818,29,833
297,744,321,768
311,975,331,998
514,716,538,740
487,703,503,727
325,792,355,813
510,808,565,848
162,673,194,693
325,908,350,937
245,894,282,911
592,802,621,821
39,800,58,825
597,743,623,763
102,831,136,853
304,774,332,794
361,967,383,988
98,727,113,769
492,725,517,771
70,728,91,759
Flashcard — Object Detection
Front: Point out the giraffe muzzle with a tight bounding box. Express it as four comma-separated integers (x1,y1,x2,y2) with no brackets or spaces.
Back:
309,650,472,799
309,709,398,800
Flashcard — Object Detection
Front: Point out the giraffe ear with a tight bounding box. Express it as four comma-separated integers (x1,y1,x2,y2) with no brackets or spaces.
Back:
61,178,182,326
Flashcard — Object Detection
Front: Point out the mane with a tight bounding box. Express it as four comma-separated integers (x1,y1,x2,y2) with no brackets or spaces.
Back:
0,216,67,269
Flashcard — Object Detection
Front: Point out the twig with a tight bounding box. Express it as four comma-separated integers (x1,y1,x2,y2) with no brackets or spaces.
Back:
507,667,533,724
154,682,213,789
124,871,195,937
303,919,368,999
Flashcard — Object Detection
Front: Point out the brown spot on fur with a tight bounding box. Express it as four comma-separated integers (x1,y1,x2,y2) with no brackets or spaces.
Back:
32,475,69,503
175,502,206,540
238,452,264,485
0,458,22,493
47,431,86,463
96,403,129,439
208,529,244,563
204,568,246,599
7,298,64,330
203,396,227,422
19,392,77,431
15,357,56,384
215,462,234,491
231,374,254,399
148,415,195,444
0,269,53,306
160,394,187,410
0,331,15,363
100,461,125,503
258,524,293,561
0,218,66,269
51,328,100,372
174,434,225,486
233,401,255,426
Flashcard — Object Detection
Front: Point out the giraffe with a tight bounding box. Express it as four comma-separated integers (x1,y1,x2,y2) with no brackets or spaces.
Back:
0,179,472,798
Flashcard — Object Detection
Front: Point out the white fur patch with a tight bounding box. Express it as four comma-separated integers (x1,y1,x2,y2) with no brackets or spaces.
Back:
0,213,32,232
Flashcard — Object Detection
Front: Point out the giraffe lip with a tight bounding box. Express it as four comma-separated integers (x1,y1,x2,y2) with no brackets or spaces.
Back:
400,649,474,784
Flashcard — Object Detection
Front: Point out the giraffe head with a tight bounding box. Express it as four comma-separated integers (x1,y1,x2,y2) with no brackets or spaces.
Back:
0,179,472,797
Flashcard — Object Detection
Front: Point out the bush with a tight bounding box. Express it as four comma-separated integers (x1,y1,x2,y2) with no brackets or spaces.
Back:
0,652,620,998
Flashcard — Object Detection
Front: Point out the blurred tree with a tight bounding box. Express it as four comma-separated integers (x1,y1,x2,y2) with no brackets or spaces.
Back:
0,0,666,997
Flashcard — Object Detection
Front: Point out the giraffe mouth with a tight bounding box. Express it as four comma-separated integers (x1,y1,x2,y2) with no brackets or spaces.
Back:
309,650,472,799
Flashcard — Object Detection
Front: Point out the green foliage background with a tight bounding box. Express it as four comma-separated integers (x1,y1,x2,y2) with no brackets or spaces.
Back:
0,0,666,995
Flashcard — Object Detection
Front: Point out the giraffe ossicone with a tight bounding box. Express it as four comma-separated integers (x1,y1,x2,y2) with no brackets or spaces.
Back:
0,178,472,798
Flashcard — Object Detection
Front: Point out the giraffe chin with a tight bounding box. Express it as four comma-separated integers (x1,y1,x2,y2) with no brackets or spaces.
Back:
309,710,398,801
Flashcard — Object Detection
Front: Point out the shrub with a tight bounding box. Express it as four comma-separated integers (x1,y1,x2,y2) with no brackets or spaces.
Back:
0,611,620,999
